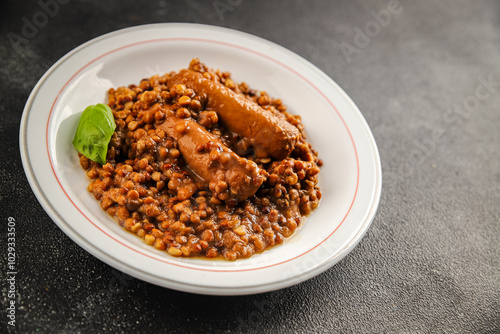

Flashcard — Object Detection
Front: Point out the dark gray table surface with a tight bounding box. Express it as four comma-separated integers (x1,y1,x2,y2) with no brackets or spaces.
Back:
1,0,499,333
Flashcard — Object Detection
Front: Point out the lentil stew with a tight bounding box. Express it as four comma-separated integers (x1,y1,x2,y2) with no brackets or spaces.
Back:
78,59,322,260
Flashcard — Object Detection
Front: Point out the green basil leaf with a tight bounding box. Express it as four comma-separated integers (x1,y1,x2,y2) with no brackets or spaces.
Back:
72,103,116,165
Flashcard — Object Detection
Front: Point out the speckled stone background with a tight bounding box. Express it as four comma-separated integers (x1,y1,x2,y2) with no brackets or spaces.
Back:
1,0,499,333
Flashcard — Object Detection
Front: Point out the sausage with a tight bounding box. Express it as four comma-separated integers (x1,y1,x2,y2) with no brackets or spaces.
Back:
157,112,267,202
167,69,300,160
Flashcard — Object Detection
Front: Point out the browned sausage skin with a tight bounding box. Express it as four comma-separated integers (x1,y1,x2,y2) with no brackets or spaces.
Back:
157,110,267,202
167,69,300,160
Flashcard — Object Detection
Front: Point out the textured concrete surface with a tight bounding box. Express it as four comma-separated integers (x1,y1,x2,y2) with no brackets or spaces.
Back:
1,0,499,333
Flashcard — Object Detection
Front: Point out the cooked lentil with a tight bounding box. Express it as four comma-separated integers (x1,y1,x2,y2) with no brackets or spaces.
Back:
78,59,322,260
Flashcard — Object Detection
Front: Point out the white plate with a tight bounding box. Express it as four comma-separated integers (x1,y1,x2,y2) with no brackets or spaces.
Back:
19,23,381,295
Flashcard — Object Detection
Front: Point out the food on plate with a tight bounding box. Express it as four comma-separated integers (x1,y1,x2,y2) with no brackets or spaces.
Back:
157,113,266,202
72,103,116,165
167,69,300,159
75,59,322,260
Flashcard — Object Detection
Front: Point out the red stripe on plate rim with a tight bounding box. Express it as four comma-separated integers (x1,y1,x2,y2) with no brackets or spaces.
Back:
45,37,360,273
